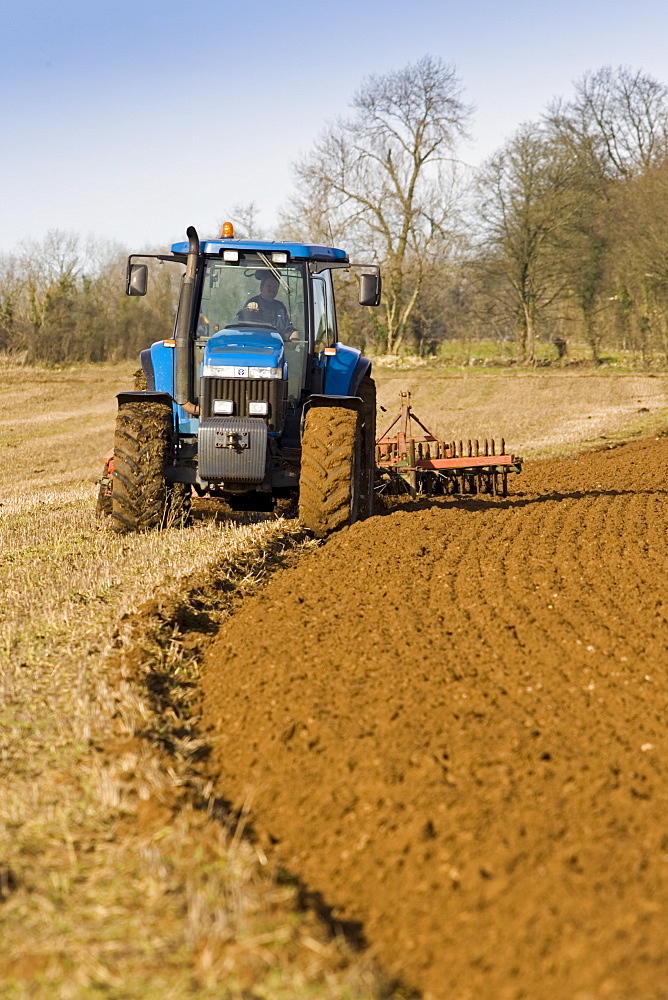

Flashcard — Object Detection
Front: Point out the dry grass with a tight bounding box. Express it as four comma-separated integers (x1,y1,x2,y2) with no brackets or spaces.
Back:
0,362,405,1000
374,368,668,459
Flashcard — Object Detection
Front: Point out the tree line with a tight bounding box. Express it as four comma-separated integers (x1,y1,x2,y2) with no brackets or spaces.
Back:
0,233,178,364
4,57,668,364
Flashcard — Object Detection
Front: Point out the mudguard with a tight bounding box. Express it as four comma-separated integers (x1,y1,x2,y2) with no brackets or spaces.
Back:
117,391,173,407
149,341,176,395
145,339,198,434
323,343,371,396
304,393,365,416
349,354,372,395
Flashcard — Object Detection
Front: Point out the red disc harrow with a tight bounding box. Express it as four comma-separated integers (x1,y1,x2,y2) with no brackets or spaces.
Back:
375,391,522,497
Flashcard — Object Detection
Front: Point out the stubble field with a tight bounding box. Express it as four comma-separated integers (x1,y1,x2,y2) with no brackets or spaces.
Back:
1,359,668,999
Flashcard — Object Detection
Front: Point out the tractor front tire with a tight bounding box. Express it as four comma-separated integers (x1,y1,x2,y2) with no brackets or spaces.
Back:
111,401,172,533
299,406,361,538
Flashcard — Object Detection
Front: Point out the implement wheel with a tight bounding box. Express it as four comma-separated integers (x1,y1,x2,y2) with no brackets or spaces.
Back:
96,480,113,517
299,406,361,538
111,401,173,533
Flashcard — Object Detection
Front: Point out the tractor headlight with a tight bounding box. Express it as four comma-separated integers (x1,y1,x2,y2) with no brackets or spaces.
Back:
213,399,234,415
202,365,282,379
248,400,269,416
248,367,282,379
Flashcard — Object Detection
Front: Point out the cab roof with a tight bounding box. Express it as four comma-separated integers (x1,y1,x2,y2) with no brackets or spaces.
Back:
170,237,348,263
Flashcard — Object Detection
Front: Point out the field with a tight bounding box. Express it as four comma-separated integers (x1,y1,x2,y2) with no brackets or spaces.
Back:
1,360,668,999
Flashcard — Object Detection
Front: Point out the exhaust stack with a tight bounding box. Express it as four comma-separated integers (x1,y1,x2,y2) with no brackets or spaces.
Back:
174,226,199,406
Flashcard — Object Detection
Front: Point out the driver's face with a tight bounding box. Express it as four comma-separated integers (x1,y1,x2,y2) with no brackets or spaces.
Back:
260,278,279,299
260,278,278,299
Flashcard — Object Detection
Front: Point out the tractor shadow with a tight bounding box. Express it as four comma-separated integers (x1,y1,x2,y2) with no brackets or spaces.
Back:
375,487,668,517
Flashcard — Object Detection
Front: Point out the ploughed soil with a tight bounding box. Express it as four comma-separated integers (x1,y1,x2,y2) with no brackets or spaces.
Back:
202,436,668,1000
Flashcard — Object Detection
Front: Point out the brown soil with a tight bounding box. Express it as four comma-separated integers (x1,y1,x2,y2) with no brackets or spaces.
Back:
202,435,668,1000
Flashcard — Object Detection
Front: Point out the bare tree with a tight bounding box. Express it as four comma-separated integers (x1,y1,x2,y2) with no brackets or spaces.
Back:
543,66,668,360
604,162,668,361
282,55,471,353
476,123,582,363
549,66,668,181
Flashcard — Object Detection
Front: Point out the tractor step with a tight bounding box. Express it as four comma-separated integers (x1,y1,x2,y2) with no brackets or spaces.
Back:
375,391,522,497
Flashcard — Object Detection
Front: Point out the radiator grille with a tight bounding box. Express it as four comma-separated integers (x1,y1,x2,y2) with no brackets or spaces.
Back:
200,377,284,430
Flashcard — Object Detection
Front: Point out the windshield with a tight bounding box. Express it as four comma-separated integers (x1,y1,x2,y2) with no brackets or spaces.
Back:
198,258,306,341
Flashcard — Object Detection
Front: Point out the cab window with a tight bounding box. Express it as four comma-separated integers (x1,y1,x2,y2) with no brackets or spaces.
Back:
324,272,338,343
312,277,328,351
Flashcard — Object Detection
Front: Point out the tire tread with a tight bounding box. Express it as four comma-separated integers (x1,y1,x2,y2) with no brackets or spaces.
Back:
111,402,172,533
299,407,361,537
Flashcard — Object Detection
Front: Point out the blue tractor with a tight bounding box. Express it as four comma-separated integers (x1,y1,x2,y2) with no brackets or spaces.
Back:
110,225,381,537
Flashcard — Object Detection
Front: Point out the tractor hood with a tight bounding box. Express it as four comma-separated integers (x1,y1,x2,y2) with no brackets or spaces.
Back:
202,328,285,372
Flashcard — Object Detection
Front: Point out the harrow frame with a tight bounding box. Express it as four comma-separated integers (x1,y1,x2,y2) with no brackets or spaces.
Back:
375,391,522,497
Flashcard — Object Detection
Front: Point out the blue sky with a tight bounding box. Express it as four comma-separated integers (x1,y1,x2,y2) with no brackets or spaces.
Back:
3,0,668,252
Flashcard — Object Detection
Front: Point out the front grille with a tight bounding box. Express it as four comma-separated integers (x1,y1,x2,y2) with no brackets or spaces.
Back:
200,377,285,429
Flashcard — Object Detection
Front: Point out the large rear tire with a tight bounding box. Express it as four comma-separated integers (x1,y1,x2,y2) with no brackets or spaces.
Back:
298,406,361,538
111,401,172,533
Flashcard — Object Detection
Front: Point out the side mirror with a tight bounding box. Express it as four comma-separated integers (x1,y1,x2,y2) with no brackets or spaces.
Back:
359,272,381,307
127,263,148,296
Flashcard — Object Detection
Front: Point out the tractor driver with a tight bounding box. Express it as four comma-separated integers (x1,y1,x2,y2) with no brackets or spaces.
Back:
238,270,299,341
